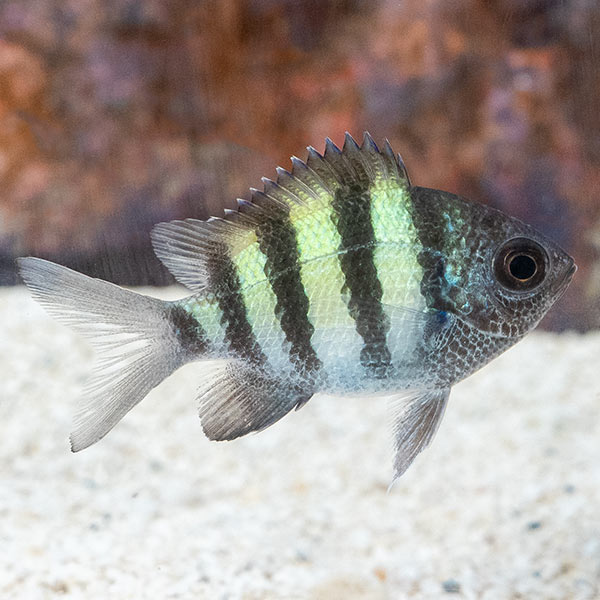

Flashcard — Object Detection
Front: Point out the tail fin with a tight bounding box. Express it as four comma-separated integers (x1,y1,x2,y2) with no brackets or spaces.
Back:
18,257,184,451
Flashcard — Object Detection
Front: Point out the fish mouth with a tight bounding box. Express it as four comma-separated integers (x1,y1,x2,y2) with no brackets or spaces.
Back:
564,261,577,284
553,260,576,301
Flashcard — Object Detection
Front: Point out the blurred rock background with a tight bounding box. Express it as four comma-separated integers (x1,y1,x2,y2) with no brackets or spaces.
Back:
0,0,599,330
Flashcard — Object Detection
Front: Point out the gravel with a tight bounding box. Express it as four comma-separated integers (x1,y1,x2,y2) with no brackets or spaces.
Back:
1,286,599,599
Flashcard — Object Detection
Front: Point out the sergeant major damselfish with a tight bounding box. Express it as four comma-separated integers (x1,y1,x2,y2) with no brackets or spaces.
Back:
19,133,576,480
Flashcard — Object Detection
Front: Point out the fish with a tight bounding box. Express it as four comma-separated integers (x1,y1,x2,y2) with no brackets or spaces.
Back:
18,132,576,480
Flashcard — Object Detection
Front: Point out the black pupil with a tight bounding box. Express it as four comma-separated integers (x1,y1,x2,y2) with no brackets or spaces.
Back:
509,254,537,280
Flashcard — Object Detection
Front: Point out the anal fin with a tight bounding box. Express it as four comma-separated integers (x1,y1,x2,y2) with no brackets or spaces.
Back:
198,360,311,441
390,388,450,482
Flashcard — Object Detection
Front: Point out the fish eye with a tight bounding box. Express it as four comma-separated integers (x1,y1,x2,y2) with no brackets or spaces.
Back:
493,237,548,292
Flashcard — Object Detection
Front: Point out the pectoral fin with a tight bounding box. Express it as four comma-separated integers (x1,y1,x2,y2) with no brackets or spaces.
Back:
390,387,450,481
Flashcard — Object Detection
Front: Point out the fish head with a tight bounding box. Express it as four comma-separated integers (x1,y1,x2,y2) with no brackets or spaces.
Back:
411,187,576,340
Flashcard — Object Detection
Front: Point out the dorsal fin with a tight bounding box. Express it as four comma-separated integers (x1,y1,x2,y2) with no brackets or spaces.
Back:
151,132,411,292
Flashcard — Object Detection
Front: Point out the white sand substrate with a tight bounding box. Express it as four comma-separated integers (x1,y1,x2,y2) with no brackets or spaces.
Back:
1,286,599,599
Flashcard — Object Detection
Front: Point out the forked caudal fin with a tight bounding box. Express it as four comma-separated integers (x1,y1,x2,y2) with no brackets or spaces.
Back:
18,257,188,451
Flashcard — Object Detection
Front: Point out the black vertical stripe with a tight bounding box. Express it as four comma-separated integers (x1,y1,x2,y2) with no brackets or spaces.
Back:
168,304,209,358
407,186,465,314
256,211,322,376
331,184,392,377
211,253,267,366
406,187,449,311
406,186,499,386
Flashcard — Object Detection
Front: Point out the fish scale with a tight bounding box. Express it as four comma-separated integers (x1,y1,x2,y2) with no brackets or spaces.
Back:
18,132,576,480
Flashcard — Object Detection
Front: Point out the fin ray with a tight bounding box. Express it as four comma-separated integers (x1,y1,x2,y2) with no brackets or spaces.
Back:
150,133,410,292
18,257,184,451
390,388,450,481
197,360,311,441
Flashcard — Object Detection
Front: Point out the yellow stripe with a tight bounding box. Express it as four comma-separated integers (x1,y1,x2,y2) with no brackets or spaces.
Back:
183,296,226,352
231,238,287,364
370,180,424,310
291,200,355,327
232,233,267,287
369,181,425,363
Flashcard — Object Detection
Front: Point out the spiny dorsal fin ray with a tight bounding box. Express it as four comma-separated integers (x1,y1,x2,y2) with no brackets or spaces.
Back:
151,133,410,292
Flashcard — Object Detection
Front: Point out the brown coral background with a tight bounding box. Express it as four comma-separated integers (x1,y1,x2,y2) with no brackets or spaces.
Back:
1,0,599,330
